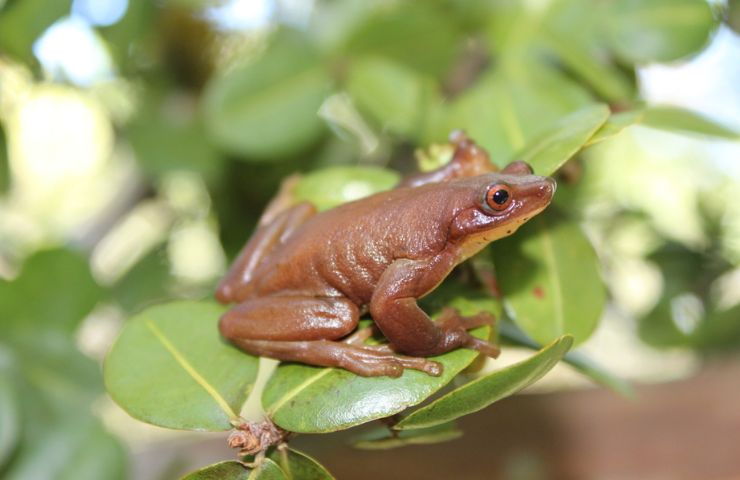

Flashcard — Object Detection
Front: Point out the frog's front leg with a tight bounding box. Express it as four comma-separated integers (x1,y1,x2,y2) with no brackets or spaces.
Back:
370,254,500,359
219,296,441,377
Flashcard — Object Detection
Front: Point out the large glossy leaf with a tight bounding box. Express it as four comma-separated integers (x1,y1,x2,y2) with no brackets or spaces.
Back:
352,421,462,450
262,299,494,433
588,107,740,146
0,0,71,65
0,375,19,469
0,249,103,335
262,329,489,434
202,30,331,159
105,301,259,431
183,459,286,480
492,209,606,346
346,56,437,140
395,336,572,430
498,321,634,398
606,0,716,63
515,104,610,176
641,106,740,139
268,448,335,480
293,165,399,212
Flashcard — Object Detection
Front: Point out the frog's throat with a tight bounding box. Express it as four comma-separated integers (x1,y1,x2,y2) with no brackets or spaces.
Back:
457,205,547,262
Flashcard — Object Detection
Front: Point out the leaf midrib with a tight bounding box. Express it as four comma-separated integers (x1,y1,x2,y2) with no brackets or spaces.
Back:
146,321,240,423
266,368,334,416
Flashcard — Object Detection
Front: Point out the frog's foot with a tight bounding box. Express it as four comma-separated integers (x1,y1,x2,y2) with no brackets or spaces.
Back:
339,343,442,377
436,307,501,358
230,338,441,378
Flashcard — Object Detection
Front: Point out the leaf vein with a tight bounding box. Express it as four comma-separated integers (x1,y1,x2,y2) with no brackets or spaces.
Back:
145,321,240,422
267,368,334,416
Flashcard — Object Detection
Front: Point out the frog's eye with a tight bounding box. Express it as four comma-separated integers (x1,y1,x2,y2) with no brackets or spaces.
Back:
485,184,512,211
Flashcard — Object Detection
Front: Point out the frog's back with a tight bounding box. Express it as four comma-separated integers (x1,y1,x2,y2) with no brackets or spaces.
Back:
250,182,472,304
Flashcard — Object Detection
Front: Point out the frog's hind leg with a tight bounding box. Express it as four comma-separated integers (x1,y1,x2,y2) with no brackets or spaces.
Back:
234,339,441,377
219,296,441,377
216,202,316,304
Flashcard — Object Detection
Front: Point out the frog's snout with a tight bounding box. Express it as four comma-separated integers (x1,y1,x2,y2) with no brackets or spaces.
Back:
519,176,556,202
542,177,557,198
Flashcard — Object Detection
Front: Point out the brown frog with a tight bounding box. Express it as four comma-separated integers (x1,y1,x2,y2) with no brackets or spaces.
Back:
216,132,556,377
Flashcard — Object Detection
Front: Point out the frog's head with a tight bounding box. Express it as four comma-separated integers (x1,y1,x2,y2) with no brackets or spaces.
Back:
449,161,556,260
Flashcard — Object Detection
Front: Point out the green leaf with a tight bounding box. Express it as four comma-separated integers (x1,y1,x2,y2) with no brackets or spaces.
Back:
641,106,740,139
100,0,156,73
395,336,572,430
202,30,331,159
0,124,9,194
588,107,740,146
104,301,259,431
606,0,716,63
492,209,606,346
346,56,438,140
730,0,740,34
268,448,335,480
0,0,72,65
182,459,286,480
586,110,645,146
562,349,635,398
0,249,103,335
498,321,634,398
112,246,172,314
262,299,492,433
293,165,399,212
541,29,634,102
515,104,610,175
10,331,102,412
352,422,462,450
182,461,250,480
342,3,460,77
127,91,223,183
444,64,593,165
3,416,127,480
0,375,20,469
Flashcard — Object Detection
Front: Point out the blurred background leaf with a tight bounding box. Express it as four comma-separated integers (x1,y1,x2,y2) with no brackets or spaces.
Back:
202,29,331,159
0,0,72,65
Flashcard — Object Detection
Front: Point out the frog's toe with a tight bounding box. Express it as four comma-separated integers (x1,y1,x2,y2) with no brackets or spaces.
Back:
421,360,443,376
461,311,496,329
394,356,443,376
465,336,501,358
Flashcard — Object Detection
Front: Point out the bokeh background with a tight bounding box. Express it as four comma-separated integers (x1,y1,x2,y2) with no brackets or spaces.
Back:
1,0,739,479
